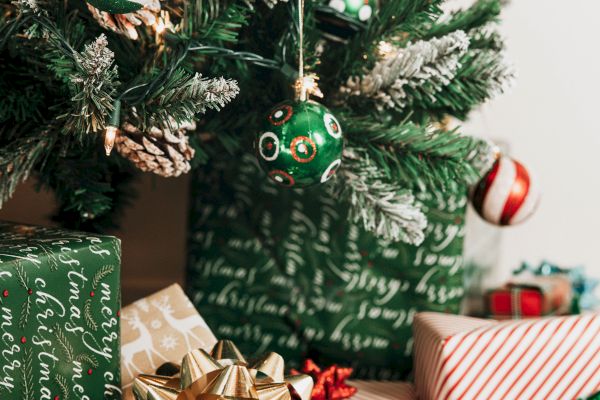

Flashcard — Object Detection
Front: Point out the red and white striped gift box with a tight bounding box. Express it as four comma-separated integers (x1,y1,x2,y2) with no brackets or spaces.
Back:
348,381,417,399
414,312,600,400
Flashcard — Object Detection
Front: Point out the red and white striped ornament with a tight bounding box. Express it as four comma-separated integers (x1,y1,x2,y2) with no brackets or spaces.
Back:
471,155,539,226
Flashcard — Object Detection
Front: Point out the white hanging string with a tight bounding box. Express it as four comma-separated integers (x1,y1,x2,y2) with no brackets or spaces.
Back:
298,0,306,101
295,0,322,101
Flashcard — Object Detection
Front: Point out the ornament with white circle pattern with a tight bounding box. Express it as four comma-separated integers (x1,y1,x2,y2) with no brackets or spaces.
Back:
315,0,378,42
471,155,540,226
256,100,343,188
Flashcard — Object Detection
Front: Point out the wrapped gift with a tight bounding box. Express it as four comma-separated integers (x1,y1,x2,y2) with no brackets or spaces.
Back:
291,359,357,399
349,381,417,400
0,222,121,399
414,312,600,400
515,261,600,312
120,283,217,388
187,153,468,379
487,275,573,319
130,339,314,400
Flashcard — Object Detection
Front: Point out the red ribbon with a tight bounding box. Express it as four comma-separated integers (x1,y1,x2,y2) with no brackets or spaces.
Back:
291,359,357,400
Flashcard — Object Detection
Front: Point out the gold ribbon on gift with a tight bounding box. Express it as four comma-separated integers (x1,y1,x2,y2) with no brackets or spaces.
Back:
132,340,314,400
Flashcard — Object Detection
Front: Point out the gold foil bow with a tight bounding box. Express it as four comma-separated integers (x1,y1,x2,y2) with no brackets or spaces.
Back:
132,340,314,400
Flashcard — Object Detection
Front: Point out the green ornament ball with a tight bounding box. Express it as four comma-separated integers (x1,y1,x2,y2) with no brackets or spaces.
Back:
86,0,144,14
256,100,344,188
329,0,377,23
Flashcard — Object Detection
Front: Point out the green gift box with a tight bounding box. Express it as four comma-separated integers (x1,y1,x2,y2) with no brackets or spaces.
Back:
187,154,466,379
0,222,121,399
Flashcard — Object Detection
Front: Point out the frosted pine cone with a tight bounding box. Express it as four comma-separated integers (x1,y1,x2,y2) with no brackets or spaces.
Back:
87,0,161,40
116,121,196,178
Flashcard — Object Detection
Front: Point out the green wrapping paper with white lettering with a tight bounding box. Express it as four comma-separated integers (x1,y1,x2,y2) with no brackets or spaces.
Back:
187,154,466,379
0,223,121,399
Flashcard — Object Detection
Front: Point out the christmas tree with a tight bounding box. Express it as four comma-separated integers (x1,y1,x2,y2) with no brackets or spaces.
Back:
0,0,512,239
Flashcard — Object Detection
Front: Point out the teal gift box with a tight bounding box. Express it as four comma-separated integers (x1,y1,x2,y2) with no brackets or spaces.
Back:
0,222,121,399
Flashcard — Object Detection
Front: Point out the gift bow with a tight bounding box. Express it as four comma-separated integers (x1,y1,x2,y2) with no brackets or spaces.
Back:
132,340,314,400
291,359,357,400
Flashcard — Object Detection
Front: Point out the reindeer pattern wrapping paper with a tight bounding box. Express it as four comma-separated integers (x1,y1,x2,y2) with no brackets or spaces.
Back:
120,283,218,388
0,222,121,399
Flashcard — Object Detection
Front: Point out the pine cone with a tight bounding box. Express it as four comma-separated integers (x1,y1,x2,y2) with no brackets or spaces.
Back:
87,0,161,40
116,121,196,178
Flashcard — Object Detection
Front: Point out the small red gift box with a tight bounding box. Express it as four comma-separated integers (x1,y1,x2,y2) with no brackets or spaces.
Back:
487,275,572,319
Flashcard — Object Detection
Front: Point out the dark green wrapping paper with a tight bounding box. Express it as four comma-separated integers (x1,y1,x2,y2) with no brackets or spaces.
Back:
0,223,121,399
187,154,466,379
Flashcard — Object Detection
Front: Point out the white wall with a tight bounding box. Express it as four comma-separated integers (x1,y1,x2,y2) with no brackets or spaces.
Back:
450,0,600,282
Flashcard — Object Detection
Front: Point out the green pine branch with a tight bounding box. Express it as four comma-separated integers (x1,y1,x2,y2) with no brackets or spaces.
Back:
0,133,51,209
133,68,239,131
179,3,278,68
189,2,252,43
59,34,119,135
338,0,443,78
410,49,515,119
0,66,45,124
333,148,427,245
343,116,481,190
468,27,504,51
427,0,502,38
0,0,512,232
39,156,113,220
361,0,441,44
14,2,118,137
48,166,135,233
